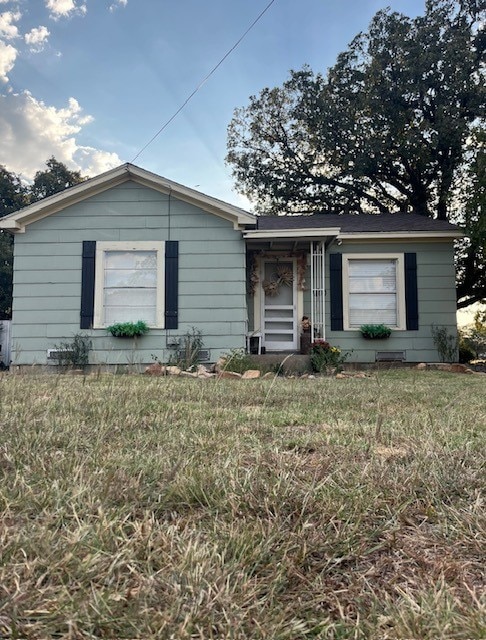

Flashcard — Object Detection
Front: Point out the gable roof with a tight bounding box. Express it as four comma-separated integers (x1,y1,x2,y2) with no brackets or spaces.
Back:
0,163,257,233
244,212,463,241
0,163,463,241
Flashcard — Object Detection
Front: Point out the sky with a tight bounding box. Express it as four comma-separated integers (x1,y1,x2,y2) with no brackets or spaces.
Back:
0,0,428,209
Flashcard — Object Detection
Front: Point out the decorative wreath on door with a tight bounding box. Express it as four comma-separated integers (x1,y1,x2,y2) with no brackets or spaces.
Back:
262,265,294,297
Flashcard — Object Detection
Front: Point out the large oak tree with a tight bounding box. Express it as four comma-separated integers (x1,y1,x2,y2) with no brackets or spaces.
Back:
227,0,485,308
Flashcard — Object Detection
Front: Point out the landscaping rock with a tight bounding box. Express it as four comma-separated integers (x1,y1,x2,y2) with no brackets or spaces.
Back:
180,370,198,378
262,372,274,379
198,370,215,379
166,366,182,376
144,363,166,376
416,363,427,370
197,364,210,375
217,370,242,379
213,357,227,374
437,363,471,373
242,369,261,379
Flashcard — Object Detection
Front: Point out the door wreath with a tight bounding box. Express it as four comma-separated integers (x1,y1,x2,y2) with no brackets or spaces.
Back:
262,265,293,297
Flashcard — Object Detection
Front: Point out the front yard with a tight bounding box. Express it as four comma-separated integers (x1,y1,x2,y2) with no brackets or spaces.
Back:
0,371,484,639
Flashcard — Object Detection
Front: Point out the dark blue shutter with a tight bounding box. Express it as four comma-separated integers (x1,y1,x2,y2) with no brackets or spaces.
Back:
405,253,419,330
80,241,96,329
329,253,343,331
165,241,179,329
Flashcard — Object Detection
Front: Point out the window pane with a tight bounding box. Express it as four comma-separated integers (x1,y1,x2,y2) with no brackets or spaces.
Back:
105,268,157,288
265,332,294,342
105,251,157,270
349,293,397,326
102,249,159,326
104,288,156,308
347,258,399,328
105,306,156,326
348,260,396,277
349,275,396,293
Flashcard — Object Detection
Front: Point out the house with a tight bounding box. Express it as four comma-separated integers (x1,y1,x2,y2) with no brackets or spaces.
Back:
0,163,462,369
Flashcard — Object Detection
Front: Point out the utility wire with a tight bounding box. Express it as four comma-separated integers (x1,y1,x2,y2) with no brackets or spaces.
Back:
131,0,278,163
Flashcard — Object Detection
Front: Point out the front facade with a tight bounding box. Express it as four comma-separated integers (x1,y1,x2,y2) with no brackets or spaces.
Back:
0,164,462,368
245,217,460,363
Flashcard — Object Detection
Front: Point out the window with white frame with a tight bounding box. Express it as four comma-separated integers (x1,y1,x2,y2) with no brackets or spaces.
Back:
93,241,165,327
343,254,405,329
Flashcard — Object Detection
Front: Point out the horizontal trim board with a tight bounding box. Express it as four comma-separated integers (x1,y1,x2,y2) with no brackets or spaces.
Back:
340,232,462,240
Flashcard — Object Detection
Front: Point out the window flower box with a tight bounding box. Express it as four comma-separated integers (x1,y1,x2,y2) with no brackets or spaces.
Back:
359,324,392,339
106,321,149,338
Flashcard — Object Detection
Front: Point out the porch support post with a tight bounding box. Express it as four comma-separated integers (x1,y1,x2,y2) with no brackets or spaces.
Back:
310,241,326,341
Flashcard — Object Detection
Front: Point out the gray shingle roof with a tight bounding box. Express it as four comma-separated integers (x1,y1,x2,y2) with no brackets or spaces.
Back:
256,213,460,233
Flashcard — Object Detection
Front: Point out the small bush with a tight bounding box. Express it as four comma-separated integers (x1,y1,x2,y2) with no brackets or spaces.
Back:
310,339,350,374
431,324,457,362
222,348,254,374
53,333,91,368
459,343,475,363
176,327,204,370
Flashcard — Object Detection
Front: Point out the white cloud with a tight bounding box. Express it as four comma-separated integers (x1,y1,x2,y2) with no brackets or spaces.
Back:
0,91,121,178
109,0,127,11
45,0,87,20
0,39,16,82
25,25,50,51
0,11,21,39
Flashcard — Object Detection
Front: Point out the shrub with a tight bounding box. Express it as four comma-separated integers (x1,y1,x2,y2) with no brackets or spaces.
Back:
221,348,254,374
53,333,91,368
310,339,350,374
431,324,458,362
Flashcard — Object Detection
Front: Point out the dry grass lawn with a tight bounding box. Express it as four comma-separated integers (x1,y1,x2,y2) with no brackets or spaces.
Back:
0,370,484,639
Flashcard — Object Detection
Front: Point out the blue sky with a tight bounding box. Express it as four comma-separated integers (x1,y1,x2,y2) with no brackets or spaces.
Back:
0,0,426,208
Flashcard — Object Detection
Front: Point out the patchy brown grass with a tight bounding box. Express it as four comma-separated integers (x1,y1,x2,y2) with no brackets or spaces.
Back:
0,370,484,639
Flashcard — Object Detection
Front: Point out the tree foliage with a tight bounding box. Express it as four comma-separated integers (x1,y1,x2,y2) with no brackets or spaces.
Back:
30,157,84,203
0,167,27,320
227,0,485,307
0,158,85,318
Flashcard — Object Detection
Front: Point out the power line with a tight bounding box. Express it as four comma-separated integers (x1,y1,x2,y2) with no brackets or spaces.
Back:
131,0,278,163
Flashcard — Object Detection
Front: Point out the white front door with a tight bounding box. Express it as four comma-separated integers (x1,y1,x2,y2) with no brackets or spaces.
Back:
261,259,297,351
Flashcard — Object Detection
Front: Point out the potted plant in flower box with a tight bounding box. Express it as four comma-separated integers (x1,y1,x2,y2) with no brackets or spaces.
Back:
106,320,149,338
359,323,392,339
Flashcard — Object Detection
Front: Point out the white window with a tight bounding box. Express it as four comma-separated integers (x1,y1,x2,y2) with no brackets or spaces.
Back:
343,254,405,330
93,241,165,328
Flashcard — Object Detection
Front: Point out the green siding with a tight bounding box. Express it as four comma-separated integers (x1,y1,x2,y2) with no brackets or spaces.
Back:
322,241,458,363
11,181,247,366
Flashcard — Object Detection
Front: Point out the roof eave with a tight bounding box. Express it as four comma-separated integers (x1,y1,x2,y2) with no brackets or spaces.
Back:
338,231,464,240
243,228,341,240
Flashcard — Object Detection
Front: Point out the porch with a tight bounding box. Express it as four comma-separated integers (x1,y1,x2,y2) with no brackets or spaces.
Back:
245,236,335,355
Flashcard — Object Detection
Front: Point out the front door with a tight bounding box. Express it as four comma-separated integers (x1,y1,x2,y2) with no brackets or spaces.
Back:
261,259,297,351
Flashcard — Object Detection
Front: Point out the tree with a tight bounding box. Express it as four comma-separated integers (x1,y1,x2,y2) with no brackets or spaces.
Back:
455,128,485,307
0,166,27,320
30,156,84,202
0,159,86,318
227,0,485,307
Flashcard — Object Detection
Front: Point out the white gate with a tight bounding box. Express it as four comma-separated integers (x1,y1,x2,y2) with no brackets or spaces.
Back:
0,320,12,367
